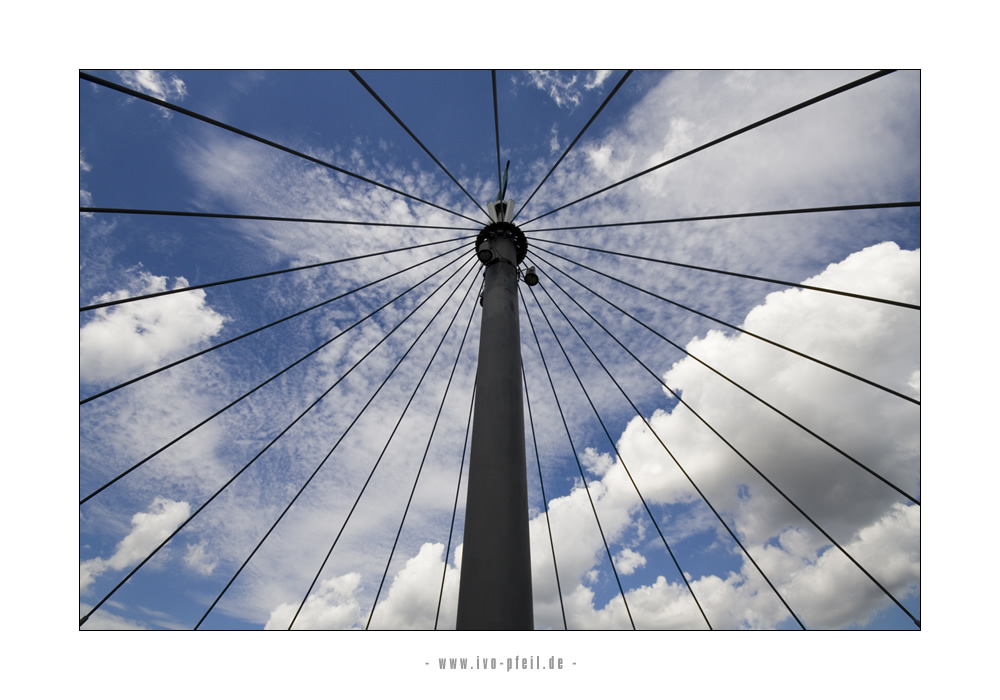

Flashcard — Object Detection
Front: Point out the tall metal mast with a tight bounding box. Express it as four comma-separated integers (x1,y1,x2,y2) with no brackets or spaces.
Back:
456,198,536,630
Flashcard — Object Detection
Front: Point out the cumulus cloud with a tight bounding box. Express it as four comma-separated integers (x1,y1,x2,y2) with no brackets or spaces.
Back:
528,242,920,629
80,269,228,386
80,497,191,594
613,548,646,575
584,70,613,90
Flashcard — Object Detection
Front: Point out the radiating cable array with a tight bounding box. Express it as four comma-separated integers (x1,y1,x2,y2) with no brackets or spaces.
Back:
80,69,919,630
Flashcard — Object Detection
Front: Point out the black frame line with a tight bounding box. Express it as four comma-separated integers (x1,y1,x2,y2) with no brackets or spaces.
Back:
80,70,919,631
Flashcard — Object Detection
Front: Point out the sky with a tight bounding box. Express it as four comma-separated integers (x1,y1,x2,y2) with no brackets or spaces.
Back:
79,69,920,632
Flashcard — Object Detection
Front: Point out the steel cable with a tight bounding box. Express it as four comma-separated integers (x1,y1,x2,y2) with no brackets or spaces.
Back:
288,262,479,629
521,70,895,226
80,71,486,226
529,252,920,505
365,272,480,629
80,243,470,405
81,255,476,628
521,287,636,629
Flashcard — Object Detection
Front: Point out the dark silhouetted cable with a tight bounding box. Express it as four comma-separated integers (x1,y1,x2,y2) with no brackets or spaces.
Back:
350,70,489,219
436,380,476,630
530,254,920,506
522,201,920,233
195,265,476,629
493,71,502,193
80,71,486,226
523,264,804,629
527,264,919,629
82,257,476,629
81,235,476,312
288,263,478,629
531,281,712,629
514,70,633,222
530,235,919,310
79,243,469,405
80,206,479,231
521,361,567,630
81,250,471,505
366,274,479,629
521,70,896,225
521,288,635,630
535,246,920,406
202,263,476,630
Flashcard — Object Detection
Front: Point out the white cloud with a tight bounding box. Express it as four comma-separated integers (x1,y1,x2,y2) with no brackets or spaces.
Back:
80,269,228,386
80,150,92,172
79,603,148,630
526,70,582,109
613,547,646,575
80,71,919,630
80,497,191,594
265,572,363,630
580,446,613,476
368,542,460,629
263,542,461,630
584,70,613,90
549,123,560,154
184,541,218,576
528,241,919,629
117,69,187,103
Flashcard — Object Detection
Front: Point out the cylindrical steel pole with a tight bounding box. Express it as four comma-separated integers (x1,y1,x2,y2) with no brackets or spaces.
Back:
456,224,533,630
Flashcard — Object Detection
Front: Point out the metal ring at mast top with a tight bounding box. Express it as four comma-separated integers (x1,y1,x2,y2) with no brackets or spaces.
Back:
475,220,527,266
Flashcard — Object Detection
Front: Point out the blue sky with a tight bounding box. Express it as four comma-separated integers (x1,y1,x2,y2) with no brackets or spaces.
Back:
79,69,920,632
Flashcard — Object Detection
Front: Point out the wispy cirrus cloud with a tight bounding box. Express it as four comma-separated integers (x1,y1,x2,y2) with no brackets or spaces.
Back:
117,69,187,103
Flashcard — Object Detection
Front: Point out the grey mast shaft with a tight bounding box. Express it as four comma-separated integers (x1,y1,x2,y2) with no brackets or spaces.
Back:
456,230,533,630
